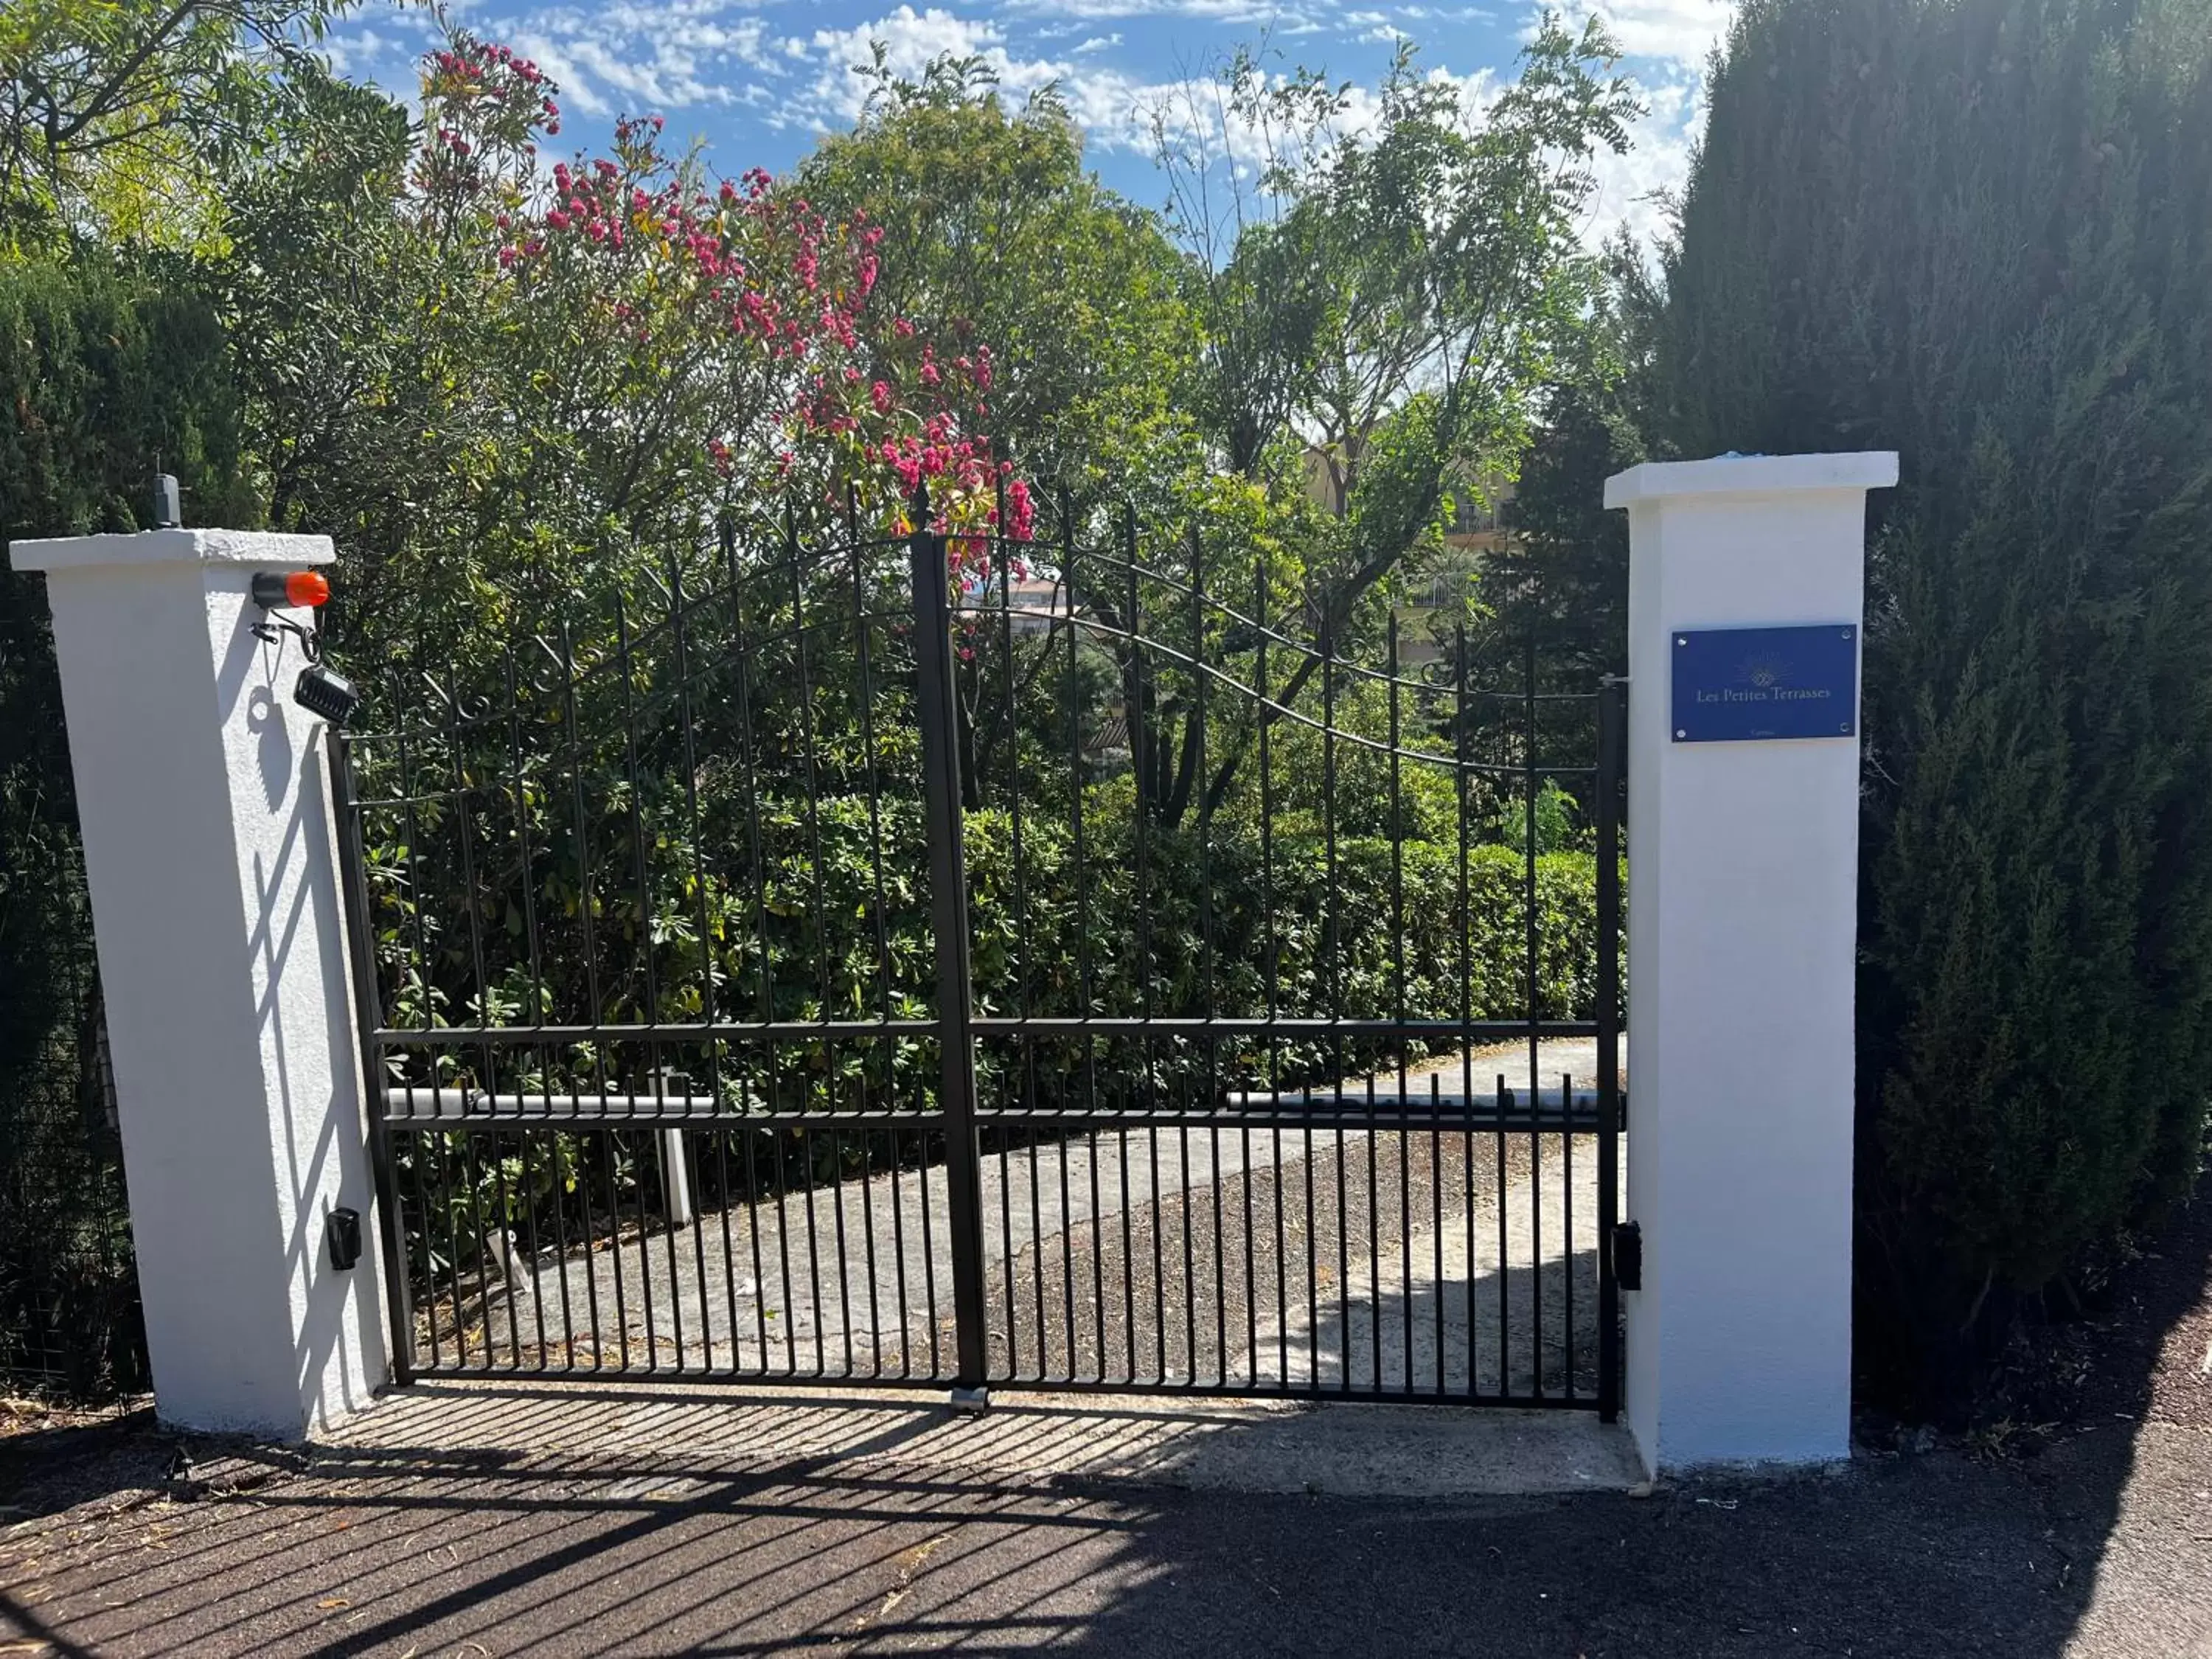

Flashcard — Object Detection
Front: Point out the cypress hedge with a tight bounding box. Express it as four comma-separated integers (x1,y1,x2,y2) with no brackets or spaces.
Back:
1659,0,2212,1405
0,256,251,1392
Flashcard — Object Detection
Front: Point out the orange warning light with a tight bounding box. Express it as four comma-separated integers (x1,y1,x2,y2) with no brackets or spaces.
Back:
251,569,331,610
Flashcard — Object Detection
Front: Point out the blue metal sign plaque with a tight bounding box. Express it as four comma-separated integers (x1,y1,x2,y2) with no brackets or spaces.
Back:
1671,624,1858,743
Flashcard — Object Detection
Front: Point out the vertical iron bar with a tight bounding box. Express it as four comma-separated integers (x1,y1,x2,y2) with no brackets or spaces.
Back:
740,1062,772,1369
512,1131,549,1370
785,518,835,1013
1001,1122,1024,1379
768,1071,797,1376
1323,620,1346,1392
499,647,559,1366
847,488,897,1023
1255,562,1286,1388
410,1132,443,1369
1431,1073,1444,1394
1525,632,1542,1399
858,1071,881,1380
437,1133,473,1369
554,608,614,1338
1596,676,1624,1422
1062,495,1107,1382
1456,627,1478,1398
611,594,666,1372
484,1129,524,1367
553,615,613,1370
1497,1071,1510,1396
712,1126,743,1374
917,1116,942,1379
889,1116,912,1380
800,1107,827,1378
911,484,991,1391
328,731,415,1382
1059,1119,1077,1382
665,558,718,1371
620,1126,658,1370
1562,1068,1576,1402
1191,528,1226,1388
830,1110,855,1380
455,1128,496,1370
1389,614,1410,1391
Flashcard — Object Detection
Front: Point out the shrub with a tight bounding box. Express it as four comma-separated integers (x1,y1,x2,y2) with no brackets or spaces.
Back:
0,255,250,1393
1659,0,2212,1405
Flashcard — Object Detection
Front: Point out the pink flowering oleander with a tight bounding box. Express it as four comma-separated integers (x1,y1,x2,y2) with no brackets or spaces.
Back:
417,28,1033,547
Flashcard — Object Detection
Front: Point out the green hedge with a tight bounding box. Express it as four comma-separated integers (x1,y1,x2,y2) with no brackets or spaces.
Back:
0,254,253,1394
1660,0,2212,1405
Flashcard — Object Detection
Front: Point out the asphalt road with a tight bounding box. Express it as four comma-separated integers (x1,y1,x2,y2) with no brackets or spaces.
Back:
4,1166,2208,1658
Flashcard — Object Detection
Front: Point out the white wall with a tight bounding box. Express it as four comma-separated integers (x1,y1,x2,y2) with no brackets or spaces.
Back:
1608,452,1896,1472
9,530,387,1436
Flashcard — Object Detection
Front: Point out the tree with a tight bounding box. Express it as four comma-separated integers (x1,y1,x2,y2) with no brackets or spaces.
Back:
1478,235,1660,686
0,255,255,1394
800,52,1194,506
1144,21,1641,825
1659,0,2212,1408
217,32,1019,676
0,0,348,246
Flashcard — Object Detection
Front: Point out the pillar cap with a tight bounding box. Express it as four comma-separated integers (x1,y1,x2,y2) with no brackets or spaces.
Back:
1604,451,1899,510
8,527,334,576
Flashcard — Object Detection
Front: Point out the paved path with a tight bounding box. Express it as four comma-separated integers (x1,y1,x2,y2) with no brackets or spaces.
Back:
453,1041,1619,1397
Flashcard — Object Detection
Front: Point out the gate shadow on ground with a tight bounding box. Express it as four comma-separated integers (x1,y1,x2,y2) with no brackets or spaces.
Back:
4,1192,2208,1656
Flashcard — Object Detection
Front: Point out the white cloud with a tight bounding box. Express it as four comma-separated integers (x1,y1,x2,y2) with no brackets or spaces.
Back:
461,0,787,119
773,6,1177,146
1578,74,1694,248
786,7,1058,124
1567,0,1733,75
318,0,1714,256
995,0,1329,21
319,14,442,96
1548,0,1733,246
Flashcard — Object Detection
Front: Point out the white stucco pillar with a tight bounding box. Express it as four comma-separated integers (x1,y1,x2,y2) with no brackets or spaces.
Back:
1604,452,1897,1473
8,528,387,1437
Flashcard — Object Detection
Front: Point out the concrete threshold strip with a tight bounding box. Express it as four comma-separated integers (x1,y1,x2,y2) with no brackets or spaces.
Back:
338,1377,1643,1498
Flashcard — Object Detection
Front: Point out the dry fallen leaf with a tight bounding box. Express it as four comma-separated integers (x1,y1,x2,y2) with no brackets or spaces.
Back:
317,1596,351,1610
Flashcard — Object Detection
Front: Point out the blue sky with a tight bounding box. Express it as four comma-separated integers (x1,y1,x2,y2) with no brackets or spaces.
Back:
327,0,1730,248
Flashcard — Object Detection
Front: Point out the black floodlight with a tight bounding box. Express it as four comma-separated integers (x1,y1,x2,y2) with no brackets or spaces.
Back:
248,567,358,727
293,661,361,726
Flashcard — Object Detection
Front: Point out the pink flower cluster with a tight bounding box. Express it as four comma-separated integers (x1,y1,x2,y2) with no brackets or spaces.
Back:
421,31,1032,546
427,38,560,135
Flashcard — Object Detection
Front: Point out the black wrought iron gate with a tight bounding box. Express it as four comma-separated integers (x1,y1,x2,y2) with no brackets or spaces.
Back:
334,501,1625,1416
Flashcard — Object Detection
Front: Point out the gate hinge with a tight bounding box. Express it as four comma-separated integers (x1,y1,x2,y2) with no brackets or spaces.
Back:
1613,1220,1643,1292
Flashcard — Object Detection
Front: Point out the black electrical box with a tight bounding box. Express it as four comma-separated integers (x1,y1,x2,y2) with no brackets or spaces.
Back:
327,1206,363,1272
1613,1220,1643,1291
